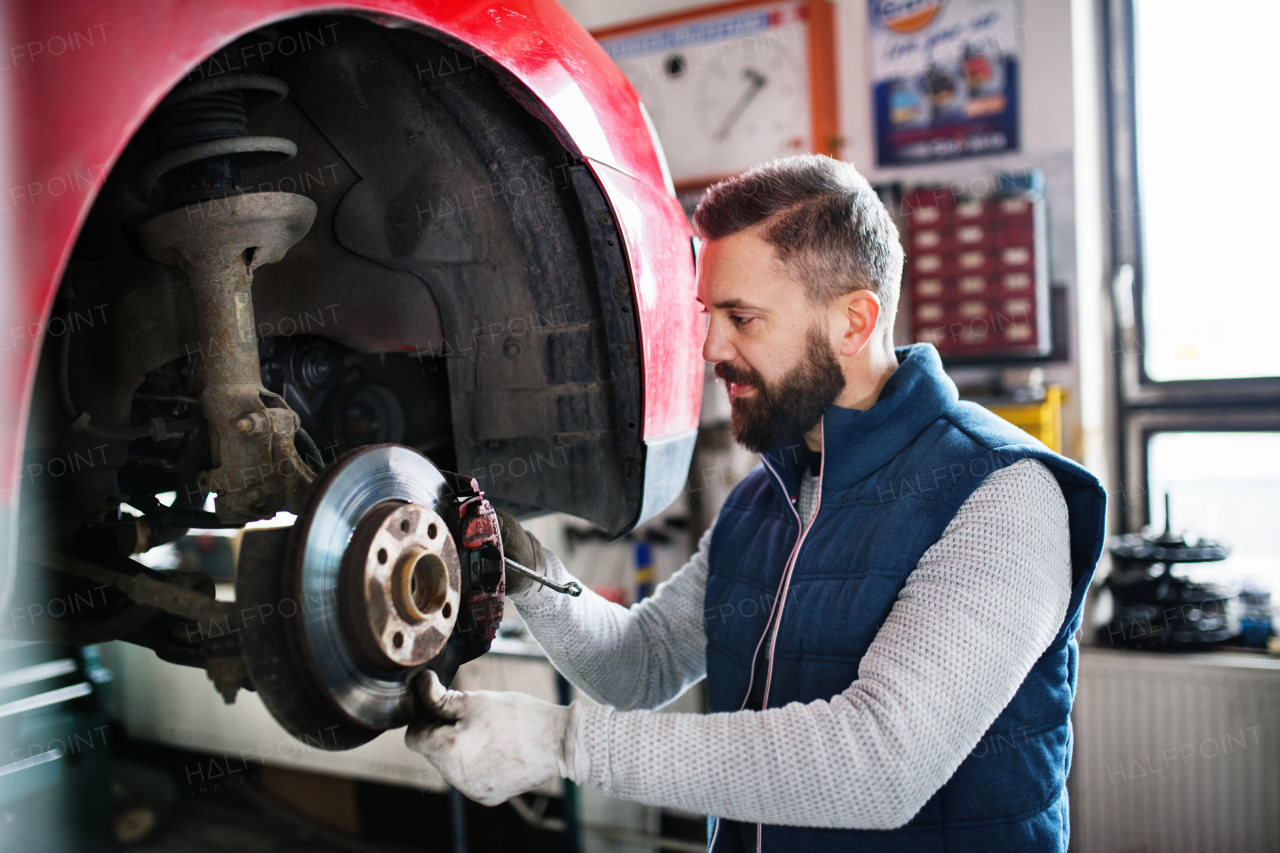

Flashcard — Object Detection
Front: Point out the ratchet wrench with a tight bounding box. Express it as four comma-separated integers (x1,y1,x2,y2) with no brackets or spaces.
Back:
503,557,582,596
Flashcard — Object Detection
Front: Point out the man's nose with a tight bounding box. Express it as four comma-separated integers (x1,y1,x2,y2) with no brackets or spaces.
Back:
702,318,732,365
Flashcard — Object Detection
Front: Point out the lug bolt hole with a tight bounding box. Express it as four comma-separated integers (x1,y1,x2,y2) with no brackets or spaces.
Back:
392,632,404,649
442,602,451,619
428,523,437,539
400,519,411,533
377,548,388,564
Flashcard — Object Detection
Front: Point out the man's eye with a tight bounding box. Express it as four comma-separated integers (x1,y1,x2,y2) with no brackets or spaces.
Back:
730,315,753,328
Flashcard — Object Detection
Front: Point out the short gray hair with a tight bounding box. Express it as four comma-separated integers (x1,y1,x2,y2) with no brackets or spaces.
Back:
692,155,903,339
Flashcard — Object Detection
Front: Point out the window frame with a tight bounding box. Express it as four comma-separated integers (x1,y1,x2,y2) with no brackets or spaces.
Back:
1104,0,1280,528
1122,409,1280,533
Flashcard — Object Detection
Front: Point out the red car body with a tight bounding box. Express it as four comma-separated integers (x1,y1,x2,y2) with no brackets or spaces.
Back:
0,0,703,609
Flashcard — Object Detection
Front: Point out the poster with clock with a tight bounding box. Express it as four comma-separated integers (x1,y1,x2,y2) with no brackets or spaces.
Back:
593,0,838,192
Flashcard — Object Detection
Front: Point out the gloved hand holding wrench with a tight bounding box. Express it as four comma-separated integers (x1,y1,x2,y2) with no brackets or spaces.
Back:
495,508,582,599
406,510,585,804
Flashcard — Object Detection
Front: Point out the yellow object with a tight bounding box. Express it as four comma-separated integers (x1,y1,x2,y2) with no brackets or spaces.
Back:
988,385,1064,453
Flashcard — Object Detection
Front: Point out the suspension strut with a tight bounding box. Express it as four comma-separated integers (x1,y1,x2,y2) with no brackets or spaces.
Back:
138,72,319,524
141,73,297,208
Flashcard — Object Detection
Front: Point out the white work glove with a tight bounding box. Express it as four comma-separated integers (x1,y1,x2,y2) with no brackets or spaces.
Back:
405,669,585,805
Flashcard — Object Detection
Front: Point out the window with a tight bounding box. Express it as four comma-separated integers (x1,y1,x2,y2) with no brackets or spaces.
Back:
1146,431,1280,590
1107,0,1280,536
1130,1,1280,382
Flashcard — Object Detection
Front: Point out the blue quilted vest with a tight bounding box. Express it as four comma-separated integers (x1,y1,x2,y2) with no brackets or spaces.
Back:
704,344,1106,853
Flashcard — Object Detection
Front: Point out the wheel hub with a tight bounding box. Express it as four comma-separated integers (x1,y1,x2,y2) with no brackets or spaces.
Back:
339,500,460,670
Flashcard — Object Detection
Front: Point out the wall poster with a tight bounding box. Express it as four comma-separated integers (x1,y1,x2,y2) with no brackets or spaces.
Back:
870,0,1022,166
594,0,837,191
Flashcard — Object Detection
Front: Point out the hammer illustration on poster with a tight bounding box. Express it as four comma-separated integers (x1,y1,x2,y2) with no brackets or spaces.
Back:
870,0,1022,166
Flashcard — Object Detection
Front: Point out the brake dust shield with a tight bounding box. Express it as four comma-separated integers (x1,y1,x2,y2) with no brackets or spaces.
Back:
237,444,463,749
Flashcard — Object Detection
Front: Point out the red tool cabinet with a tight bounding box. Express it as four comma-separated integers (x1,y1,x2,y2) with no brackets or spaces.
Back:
902,188,1051,359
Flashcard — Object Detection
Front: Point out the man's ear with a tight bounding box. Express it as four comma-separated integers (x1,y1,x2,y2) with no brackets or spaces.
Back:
837,289,882,357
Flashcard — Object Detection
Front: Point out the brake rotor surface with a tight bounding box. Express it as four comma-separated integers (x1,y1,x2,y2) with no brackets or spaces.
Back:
241,444,462,744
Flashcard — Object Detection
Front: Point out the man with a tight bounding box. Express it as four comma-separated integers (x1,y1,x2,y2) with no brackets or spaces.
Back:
407,155,1106,852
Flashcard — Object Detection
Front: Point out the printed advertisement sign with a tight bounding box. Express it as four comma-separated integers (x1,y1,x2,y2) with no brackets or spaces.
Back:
870,0,1021,166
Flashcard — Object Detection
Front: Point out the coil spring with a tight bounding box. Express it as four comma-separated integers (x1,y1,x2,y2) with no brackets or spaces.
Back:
142,73,297,208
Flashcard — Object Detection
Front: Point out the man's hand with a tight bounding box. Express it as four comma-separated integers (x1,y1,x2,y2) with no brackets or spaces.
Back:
495,508,546,600
405,670,578,806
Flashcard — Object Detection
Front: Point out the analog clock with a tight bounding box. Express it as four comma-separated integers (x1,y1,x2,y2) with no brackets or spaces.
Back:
595,0,838,191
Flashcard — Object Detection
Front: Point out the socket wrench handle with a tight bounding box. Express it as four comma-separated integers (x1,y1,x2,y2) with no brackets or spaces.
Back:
503,557,582,596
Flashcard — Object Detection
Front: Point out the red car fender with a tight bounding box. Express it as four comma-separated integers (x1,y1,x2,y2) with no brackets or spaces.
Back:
588,161,702,518
0,0,702,606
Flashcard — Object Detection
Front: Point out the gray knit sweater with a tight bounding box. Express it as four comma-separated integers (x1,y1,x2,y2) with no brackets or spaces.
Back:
512,458,1072,831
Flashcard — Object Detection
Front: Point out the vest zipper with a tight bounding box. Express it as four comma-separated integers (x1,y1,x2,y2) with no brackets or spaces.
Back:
736,456,805,713
741,421,825,853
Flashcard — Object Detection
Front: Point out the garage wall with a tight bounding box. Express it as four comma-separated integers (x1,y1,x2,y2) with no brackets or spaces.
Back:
563,0,1076,174
563,0,1105,468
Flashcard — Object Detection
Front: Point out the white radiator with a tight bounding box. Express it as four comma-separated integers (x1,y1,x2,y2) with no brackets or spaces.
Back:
1071,648,1280,853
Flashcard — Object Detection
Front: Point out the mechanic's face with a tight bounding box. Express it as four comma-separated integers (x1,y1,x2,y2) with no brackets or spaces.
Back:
697,230,845,453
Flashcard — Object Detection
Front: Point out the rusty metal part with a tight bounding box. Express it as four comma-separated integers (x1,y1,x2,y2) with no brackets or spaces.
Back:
204,655,252,704
339,501,460,669
7,581,160,646
138,192,318,524
31,550,231,627
28,551,250,701
281,445,457,731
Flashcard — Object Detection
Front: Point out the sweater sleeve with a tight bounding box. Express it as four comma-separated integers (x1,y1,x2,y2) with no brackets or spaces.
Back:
567,458,1073,830
512,523,714,711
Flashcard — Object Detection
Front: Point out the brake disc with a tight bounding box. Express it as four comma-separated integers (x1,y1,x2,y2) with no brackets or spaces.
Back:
238,444,463,748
